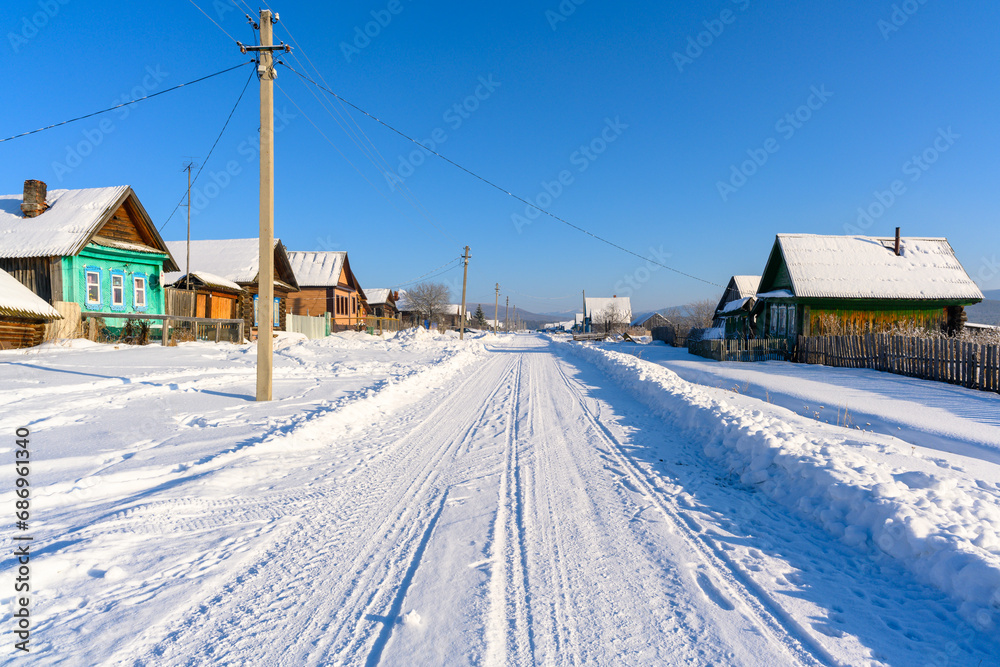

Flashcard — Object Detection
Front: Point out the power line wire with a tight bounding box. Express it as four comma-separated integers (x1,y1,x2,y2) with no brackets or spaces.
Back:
391,257,463,289
159,68,256,231
1,62,253,144
279,62,721,288
186,0,242,44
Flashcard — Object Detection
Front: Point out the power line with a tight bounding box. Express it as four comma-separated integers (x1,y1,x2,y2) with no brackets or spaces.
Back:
391,257,463,289
1,62,253,144
186,0,242,44
159,68,256,231
279,62,722,288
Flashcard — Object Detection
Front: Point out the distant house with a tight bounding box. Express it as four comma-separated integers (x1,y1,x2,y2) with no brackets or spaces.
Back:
364,288,399,319
285,251,366,331
0,267,62,349
752,233,983,340
630,311,671,331
712,275,760,338
0,180,178,322
584,296,632,334
164,238,299,335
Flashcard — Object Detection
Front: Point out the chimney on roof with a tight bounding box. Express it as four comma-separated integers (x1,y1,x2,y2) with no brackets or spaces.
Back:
613,294,617,298
21,179,49,218
894,227,901,256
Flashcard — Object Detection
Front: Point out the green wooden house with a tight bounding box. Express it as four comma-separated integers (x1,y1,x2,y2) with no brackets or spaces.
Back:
0,180,178,320
751,233,983,341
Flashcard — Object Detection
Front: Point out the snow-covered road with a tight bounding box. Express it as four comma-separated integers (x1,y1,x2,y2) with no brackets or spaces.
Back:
2,333,999,665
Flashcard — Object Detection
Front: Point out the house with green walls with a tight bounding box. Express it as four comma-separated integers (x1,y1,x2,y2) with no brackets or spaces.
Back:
0,180,178,322
751,233,983,341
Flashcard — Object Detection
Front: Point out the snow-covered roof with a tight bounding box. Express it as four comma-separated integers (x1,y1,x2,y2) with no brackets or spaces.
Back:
162,270,243,292
286,251,346,287
730,275,760,299
0,268,61,320
771,235,983,301
0,186,162,259
585,296,632,322
365,288,392,305
718,297,754,315
165,238,293,287
630,310,669,327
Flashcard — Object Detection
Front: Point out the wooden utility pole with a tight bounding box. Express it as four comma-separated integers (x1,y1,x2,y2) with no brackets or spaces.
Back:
582,289,587,333
184,162,193,292
459,245,470,340
257,10,276,401
513,305,517,333
505,296,509,334
493,283,499,333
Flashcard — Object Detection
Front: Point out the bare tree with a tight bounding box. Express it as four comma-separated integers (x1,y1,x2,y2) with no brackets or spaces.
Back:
673,298,718,340
598,303,629,336
405,282,451,327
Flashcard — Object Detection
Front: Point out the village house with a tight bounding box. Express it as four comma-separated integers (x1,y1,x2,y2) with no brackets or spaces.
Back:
584,296,632,334
0,180,178,331
364,288,399,319
752,232,983,341
285,251,367,331
630,311,672,331
164,238,299,337
161,271,246,320
0,267,63,349
712,275,761,338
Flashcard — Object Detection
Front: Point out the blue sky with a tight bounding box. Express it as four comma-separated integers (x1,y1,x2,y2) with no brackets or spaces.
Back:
4,0,999,313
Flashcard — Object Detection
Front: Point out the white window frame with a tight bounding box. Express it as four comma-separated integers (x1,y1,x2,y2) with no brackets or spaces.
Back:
111,273,125,307
769,304,777,335
86,269,101,306
133,275,147,309
778,305,787,335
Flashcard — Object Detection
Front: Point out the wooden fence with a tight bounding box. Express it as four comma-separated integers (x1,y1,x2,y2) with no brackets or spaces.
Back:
286,313,329,339
688,337,790,362
80,312,244,345
797,334,1000,392
362,316,403,334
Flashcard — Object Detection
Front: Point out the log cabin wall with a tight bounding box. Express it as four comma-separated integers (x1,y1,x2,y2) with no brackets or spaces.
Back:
0,318,46,349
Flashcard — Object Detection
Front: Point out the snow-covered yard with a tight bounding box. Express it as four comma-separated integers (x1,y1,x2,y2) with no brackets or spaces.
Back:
1,332,999,665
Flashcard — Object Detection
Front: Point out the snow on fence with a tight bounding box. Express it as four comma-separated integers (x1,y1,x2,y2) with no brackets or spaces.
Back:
798,334,1000,393
286,313,329,339
688,337,790,362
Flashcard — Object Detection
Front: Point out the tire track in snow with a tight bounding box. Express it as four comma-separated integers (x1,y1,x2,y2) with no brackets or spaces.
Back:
551,350,836,667
485,353,537,667
123,352,518,666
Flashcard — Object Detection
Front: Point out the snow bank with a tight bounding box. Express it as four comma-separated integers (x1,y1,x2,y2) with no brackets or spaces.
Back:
562,341,1000,628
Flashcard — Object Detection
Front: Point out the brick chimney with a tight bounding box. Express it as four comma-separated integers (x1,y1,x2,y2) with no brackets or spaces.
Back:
21,180,49,218
894,226,901,256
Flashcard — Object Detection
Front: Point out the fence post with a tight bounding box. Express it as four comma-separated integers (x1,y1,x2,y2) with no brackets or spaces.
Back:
161,319,169,346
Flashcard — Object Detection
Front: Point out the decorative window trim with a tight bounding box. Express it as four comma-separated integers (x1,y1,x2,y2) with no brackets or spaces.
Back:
133,273,148,312
85,267,102,306
110,270,126,311
769,304,777,335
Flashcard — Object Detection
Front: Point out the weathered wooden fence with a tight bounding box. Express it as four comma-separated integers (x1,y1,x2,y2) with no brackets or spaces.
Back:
689,337,790,362
80,312,244,345
650,325,676,346
798,334,1000,392
362,316,402,334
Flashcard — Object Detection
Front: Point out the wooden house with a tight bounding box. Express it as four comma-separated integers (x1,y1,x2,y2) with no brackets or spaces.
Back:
364,288,399,318
0,267,62,349
286,251,367,331
630,311,672,331
584,296,632,334
0,180,178,321
751,233,983,341
162,271,245,319
164,239,299,335
712,275,760,338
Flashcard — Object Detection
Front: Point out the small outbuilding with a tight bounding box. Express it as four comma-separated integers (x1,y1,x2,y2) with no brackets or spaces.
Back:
0,267,62,349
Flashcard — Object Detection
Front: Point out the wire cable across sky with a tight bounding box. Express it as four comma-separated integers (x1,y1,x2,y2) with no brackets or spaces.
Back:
278,62,721,288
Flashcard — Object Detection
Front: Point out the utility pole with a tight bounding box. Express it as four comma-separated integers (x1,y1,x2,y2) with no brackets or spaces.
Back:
513,305,517,334
459,245,470,340
182,161,195,293
493,283,499,333
582,289,587,333
505,296,509,334
238,10,289,401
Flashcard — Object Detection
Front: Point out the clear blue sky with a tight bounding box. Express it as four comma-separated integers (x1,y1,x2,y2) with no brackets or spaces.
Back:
4,0,999,313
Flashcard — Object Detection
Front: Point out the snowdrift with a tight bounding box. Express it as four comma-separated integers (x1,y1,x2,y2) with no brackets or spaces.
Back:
563,341,1000,629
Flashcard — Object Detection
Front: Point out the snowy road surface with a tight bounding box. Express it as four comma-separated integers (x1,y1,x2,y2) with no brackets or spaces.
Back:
2,332,999,665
